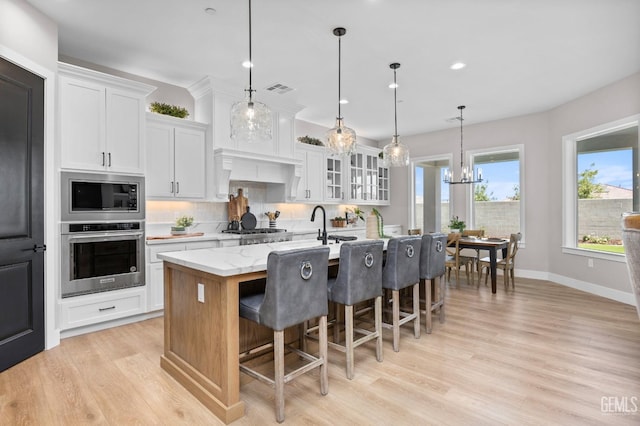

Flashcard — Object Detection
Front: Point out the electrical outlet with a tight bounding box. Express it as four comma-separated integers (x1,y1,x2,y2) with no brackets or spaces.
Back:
588,258,594,268
197,283,205,303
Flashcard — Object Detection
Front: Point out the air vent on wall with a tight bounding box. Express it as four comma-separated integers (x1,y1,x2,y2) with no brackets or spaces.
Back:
265,83,295,94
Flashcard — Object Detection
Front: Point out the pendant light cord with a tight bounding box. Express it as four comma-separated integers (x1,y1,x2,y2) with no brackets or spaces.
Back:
393,67,398,140
247,0,254,101
337,35,342,119
459,105,464,169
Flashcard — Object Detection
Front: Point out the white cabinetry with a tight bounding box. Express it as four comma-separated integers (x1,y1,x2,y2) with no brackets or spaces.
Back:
58,62,155,174
347,145,390,205
146,239,231,311
295,144,324,202
325,155,344,203
59,287,146,331
146,113,207,199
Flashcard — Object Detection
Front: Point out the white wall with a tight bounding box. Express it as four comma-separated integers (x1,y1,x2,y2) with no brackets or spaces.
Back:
382,71,640,303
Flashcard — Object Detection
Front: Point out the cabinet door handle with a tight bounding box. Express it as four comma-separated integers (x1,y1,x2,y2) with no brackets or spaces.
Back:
170,182,174,193
101,152,106,166
176,182,180,194
108,152,112,167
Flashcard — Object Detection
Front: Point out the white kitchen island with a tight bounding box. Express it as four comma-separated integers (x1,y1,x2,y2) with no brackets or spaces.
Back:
157,239,346,424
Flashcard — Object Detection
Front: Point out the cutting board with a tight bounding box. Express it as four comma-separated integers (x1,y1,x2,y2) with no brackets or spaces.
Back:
228,188,248,221
146,232,205,240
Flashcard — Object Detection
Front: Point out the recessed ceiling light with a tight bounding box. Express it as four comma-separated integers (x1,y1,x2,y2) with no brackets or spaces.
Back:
450,62,466,70
388,83,398,89
242,61,253,68
204,7,216,15
339,99,349,104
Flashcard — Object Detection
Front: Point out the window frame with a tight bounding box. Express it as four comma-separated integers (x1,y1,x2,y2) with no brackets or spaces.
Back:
467,144,525,246
561,114,639,263
409,154,453,233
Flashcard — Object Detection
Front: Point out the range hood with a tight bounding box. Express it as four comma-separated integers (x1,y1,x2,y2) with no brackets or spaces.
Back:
214,148,302,201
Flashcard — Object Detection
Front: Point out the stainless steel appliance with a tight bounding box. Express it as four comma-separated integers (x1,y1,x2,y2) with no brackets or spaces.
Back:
61,171,144,222
61,221,145,298
222,228,292,245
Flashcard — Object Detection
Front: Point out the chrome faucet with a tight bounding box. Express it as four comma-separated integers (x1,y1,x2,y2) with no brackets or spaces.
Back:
311,205,328,245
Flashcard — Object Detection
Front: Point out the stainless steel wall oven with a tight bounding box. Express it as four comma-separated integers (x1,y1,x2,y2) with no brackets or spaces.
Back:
61,222,145,298
60,172,146,297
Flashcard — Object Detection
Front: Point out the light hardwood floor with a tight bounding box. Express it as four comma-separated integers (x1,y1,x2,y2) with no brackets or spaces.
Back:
1,277,639,425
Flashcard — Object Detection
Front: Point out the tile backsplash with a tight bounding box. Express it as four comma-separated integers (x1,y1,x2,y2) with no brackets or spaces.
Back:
146,182,366,236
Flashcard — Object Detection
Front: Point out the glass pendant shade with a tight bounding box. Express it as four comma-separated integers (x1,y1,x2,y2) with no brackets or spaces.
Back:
229,0,272,143
326,118,357,157
382,62,409,167
230,94,272,143
383,136,410,167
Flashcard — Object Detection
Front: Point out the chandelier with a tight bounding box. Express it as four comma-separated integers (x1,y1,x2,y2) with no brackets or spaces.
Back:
230,0,272,143
326,27,357,157
443,105,483,184
382,63,410,167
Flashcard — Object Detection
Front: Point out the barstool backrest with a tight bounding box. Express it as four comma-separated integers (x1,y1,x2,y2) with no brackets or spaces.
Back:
382,236,422,291
260,246,330,331
330,240,384,306
420,233,447,280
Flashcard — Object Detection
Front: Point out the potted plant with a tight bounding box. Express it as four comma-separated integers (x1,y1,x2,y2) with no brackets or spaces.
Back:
150,101,190,119
331,217,347,228
172,215,194,234
449,216,466,233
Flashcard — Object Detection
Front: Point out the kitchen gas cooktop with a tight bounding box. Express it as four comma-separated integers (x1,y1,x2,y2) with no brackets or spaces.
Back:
222,228,287,235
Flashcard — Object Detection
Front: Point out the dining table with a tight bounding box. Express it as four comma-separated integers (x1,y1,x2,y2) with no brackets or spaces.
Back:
457,237,509,294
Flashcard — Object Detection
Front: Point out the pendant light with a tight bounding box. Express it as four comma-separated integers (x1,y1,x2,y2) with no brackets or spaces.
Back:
443,105,483,184
326,27,357,157
230,0,272,143
382,62,410,167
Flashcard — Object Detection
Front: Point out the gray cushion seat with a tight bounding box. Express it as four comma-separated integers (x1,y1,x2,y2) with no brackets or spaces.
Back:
238,246,330,423
381,236,422,351
325,240,384,379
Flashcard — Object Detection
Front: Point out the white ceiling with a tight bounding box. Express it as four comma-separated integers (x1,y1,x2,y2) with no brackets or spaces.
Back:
27,0,640,141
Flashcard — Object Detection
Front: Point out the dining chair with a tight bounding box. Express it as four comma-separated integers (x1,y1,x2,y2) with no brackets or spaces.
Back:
478,232,522,289
445,233,473,287
238,246,330,423
461,229,485,283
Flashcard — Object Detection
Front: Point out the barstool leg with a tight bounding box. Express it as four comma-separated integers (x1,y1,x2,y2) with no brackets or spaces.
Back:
274,330,285,423
438,275,446,323
319,315,328,395
425,278,432,334
345,304,355,380
412,283,420,338
374,295,383,362
392,290,400,352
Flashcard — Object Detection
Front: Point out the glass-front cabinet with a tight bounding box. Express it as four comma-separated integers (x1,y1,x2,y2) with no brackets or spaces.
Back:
326,156,343,202
347,145,390,205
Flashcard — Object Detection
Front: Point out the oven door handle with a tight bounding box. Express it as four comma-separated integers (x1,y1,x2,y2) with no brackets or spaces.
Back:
66,232,144,241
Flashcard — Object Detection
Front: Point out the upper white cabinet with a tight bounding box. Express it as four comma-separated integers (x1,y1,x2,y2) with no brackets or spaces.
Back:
347,145,390,205
325,155,344,203
295,144,324,202
146,113,207,199
58,63,156,174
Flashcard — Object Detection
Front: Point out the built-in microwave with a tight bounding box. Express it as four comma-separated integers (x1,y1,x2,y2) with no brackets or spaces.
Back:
61,172,145,222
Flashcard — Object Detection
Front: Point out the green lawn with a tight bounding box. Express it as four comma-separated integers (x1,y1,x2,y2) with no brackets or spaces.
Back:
578,243,625,254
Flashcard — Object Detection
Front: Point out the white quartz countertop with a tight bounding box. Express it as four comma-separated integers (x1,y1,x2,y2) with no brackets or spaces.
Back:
157,238,387,277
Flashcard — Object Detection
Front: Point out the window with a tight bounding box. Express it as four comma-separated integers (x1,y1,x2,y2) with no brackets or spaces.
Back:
563,115,639,258
469,145,524,239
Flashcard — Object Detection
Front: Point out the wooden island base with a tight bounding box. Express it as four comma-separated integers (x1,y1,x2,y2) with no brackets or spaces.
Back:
161,261,269,424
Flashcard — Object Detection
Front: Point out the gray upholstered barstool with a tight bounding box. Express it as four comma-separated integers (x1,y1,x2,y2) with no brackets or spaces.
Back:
326,240,384,379
382,235,422,352
239,246,330,423
419,233,447,333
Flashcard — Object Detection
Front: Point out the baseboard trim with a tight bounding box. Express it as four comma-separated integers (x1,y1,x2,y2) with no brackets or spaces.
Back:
60,310,164,339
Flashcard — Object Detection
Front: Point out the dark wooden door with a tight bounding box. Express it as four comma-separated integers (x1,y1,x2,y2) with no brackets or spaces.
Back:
0,57,45,372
